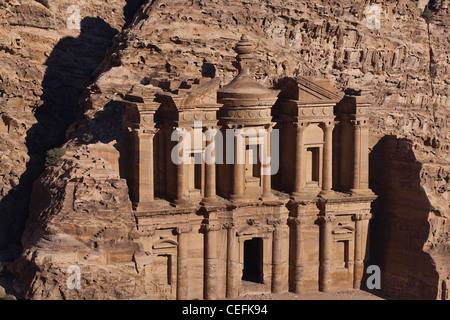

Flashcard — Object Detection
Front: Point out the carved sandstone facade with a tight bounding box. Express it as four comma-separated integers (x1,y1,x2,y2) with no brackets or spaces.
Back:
120,35,376,299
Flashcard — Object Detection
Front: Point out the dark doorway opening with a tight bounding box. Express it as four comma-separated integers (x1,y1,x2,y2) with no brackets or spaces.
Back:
242,238,263,283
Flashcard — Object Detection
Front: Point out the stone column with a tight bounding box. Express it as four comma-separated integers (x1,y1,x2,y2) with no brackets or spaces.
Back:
353,212,371,289
203,223,220,300
320,122,334,196
224,222,238,298
289,216,306,294
293,122,307,197
269,218,283,293
174,128,190,206
176,226,192,300
157,126,166,198
202,128,218,204
132,128,158,208
261,126,275,200
351,120,361,192
360,123,370,190
231,128,245,202
319,215,335,292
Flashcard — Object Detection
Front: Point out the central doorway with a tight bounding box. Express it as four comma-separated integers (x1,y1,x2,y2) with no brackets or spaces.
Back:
242,237,263,283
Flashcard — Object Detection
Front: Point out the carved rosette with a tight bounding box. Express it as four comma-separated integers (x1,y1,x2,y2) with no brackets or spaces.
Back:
179,111,217,125
219,107,272,126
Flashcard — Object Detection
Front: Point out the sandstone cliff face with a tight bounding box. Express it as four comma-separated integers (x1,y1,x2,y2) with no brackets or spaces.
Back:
1,0,448,299
0,0,144,260
369,136,448,299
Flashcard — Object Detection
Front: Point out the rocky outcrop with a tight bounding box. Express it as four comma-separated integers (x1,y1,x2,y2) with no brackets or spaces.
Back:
1,0,448,299
15,143,145,299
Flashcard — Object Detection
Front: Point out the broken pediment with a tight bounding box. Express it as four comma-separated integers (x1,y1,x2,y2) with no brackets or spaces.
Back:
152,237,178,250
275,76,342,104
156,77,221,109
236,222,272,236
332,225,355,235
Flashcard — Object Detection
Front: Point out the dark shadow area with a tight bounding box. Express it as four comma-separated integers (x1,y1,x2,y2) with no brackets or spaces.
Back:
364,135,439,299
0,17,118,262
123,0,146,28
78,100,125,145
201,59,216,78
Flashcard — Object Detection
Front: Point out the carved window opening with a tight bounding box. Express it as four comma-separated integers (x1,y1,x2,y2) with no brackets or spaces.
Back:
242,237,263,284
306,147,320,183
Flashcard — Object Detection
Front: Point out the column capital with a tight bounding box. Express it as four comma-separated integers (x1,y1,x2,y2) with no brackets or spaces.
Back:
267,218,284,226
264,122,276,130
350,119,369,128
202,223,222,232
287,216,308,226
172,126,189,132
131,127,159,136
203,126,220,133
293,121,309,130
352,212,372,221
222,222,235,230
319,121,336,129
318,215,336,224
223,123,243,130
138,227,156,237
175,225,192,235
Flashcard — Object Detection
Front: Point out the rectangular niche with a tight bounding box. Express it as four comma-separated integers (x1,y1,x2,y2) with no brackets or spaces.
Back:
154,254,172,285
306,147,320,183
335,240,349,269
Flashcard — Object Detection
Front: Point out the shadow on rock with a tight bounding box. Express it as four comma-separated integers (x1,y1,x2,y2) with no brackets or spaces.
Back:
0,17,118,263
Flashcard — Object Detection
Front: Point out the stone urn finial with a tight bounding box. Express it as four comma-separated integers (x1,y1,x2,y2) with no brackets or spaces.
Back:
233,34,254,74
234,34,253,55
217,34,280,110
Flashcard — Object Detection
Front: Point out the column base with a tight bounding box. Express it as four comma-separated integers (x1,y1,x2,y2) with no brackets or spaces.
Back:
201,196,223,207
260,191,278,202
319,261,332,293
350,188,375,196
230,194,245,203
294,265,304,295
173,198,194,208
318,189,335,198
133,201,160,212
353,261,364,289
291,191,310,201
